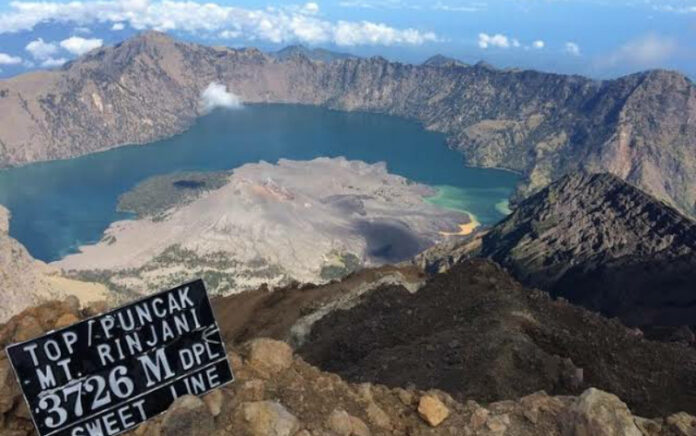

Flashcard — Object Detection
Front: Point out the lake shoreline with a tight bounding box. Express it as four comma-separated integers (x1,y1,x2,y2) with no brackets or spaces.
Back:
0,105,519,262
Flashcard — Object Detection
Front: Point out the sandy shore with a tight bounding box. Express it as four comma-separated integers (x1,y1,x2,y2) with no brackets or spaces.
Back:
439,213,481,236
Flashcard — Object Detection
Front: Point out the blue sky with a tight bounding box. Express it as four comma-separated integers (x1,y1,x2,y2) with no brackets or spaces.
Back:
0,0,694,79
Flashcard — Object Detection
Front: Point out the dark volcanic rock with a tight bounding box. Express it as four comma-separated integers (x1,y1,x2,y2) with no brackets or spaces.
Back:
480,172,696,327
299,259,696,417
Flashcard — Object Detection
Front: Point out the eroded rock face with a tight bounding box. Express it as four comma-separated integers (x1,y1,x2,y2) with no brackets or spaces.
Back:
1,32,695,217
326,408,370,436
237,401,300,436
0,205,110,322
246,338,294,378
564,388,642,436
480,172,696,327
160,396,214,436
203,390,224,417
417,395,450,427
0,206,9,234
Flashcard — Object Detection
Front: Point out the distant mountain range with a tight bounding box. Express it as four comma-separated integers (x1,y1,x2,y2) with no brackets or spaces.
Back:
421,54,468,68
0,31,694,217
270,44,358,62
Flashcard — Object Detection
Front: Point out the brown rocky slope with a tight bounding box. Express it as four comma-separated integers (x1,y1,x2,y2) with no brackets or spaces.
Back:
0,302,694,436
299,259,696,418
0,32,694,216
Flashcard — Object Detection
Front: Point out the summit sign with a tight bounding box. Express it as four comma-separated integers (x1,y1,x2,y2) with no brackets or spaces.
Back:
5,280,234,436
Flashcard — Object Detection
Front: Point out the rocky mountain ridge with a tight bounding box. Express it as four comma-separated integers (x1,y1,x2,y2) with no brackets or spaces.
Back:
478,172,696,328
271,45,358,62
0,31,694,216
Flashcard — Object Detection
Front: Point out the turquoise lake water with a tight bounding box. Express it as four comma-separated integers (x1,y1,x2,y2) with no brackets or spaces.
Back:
0,104,519,262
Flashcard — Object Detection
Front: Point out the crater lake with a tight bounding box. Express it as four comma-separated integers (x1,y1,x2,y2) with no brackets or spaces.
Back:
0,104,519,262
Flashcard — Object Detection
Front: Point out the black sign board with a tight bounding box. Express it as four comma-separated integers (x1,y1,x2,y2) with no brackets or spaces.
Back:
5,279,234,436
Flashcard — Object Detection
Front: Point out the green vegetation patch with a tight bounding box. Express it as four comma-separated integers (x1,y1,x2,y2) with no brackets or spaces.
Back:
320,252,361,280
117,170,231,220
67,244,288,297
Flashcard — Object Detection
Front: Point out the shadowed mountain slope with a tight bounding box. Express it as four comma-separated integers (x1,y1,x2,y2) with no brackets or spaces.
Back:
0,32,694,216
479,172,696,327
298,259,696,418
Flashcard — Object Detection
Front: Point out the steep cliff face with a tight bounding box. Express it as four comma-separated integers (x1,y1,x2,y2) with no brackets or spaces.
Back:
0,32,694,216
479,172,696,327
0,206,109,321
0,205,56,321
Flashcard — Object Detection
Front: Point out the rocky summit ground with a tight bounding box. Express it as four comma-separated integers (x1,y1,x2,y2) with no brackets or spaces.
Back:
0,301,694,436
299,259,696,418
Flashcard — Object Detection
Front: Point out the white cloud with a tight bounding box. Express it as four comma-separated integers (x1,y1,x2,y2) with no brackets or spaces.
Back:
653,4,696,13
340,0,484,12
219,30,241,39
334,21,437,45
478,33,510,49
303,2,320,14
479,33,547,51
598,34,676,68
0,53,23,65
40,57,67,67
0,0,438,47
433,3,482,13
611,34,677,67
25,38,59,60
564,42,581,56
200,82,243,113
60,36,104,56
112,22,126,30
